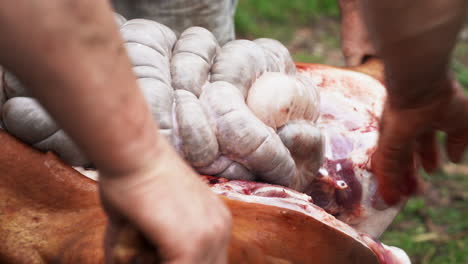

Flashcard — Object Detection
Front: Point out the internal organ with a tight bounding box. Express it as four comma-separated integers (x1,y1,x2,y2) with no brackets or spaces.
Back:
0,18,402,238
0,19,321,191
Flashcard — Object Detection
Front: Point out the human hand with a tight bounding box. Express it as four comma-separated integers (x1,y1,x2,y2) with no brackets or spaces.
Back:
98,138,232,264
373,76,468,205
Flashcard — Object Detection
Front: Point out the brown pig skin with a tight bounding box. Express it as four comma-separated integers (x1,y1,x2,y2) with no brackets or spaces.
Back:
0,130,379,264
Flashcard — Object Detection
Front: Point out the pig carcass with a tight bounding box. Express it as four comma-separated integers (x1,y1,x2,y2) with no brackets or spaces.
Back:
0,17,410,263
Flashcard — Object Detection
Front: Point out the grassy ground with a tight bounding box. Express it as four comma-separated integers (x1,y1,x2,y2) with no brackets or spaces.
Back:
234,1,468,263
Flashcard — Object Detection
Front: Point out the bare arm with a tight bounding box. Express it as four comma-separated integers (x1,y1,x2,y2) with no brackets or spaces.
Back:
357,0,468,204
0,1,231,262
360,0,468,108
0,0,159,176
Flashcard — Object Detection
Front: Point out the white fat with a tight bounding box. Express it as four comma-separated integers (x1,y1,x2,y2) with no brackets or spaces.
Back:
73,167,99,181
318,168,329,177
336,163,342,171
382,245,412,264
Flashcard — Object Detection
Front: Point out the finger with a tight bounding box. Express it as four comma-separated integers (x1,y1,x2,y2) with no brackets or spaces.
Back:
100,187,160,264
204,225,230,264
415,130,440,173
210,245,229,264
441,91,468,163
373,141,418,205
446,132,467,163
105,221,159,264
372,110,419,205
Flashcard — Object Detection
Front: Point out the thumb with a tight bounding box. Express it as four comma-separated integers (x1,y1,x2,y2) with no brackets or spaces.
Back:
439,89,468,163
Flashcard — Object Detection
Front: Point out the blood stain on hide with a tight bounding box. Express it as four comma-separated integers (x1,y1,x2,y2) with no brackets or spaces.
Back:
366,109,379,125
340,76,369,101
361,125,378,133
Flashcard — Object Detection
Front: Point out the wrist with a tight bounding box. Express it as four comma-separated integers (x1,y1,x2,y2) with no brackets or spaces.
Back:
98,134,198,193
98,130,170,180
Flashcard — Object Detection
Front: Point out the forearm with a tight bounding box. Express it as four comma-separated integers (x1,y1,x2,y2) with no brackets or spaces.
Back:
338,0,376,66
0,0,162,176
359,0,468,108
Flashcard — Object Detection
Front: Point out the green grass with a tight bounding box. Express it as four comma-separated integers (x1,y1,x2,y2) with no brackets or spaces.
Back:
381,171,468,263
292,51,327,64
235,0,339,41
236,1,468,263
453,60,468,90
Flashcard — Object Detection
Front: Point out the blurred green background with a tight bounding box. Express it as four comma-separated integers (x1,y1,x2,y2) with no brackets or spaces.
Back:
234,1,467,263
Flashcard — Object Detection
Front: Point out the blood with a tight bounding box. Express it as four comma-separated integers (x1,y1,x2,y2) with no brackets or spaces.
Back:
366,109,379,125
201,175,230,185
361,124,378,133
305,182,334,209
325,159,363,211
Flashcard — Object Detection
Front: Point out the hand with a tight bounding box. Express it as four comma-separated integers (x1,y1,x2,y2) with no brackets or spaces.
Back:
373,76,468,205
98,138,232,264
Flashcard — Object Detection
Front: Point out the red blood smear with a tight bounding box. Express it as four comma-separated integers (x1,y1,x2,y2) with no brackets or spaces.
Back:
201,175,230,186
